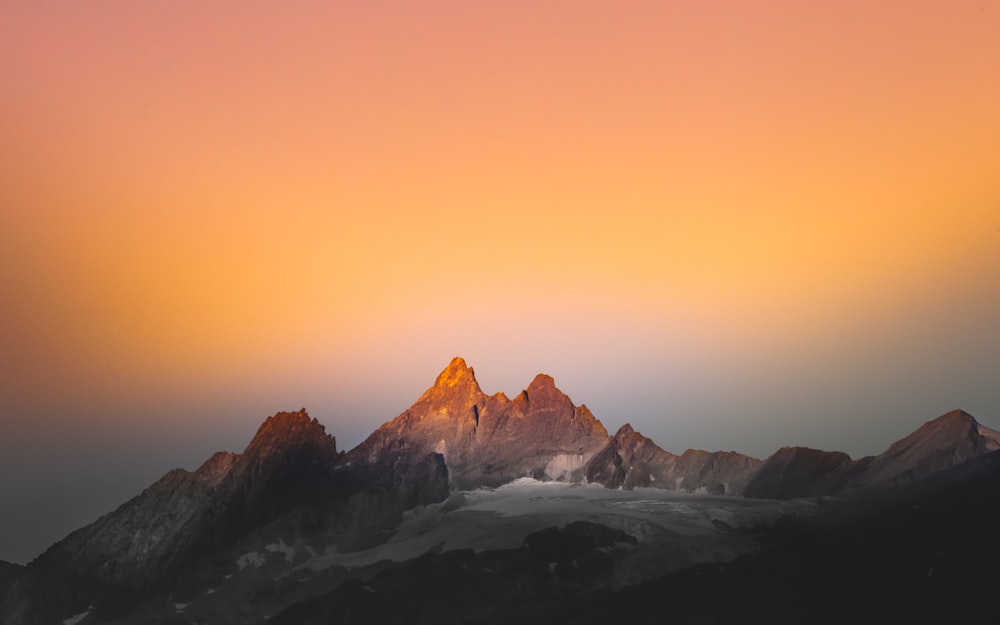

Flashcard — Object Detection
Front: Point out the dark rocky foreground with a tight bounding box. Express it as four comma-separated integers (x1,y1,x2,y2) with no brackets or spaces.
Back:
265,450,1000,625
579,449,1000,625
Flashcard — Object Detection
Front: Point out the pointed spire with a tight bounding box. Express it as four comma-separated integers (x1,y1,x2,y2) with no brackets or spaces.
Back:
433,357,477,388
527,373,557,393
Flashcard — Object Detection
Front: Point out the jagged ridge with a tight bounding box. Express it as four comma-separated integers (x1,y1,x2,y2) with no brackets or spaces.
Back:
348,357,610,488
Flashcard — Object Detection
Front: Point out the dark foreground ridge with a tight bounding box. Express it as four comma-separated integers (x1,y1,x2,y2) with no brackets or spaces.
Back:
1,359,997,624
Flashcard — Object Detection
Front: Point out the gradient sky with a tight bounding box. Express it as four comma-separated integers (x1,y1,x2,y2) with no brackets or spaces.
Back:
1,1,999,564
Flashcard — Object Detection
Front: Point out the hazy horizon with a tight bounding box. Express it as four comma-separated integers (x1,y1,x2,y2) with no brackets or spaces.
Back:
2,1,998,565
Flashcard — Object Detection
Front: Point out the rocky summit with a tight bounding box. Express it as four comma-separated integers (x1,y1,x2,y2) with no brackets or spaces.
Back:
348,357,610,488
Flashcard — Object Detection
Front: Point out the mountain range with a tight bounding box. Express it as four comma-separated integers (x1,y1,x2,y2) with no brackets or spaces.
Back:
2,357,999,624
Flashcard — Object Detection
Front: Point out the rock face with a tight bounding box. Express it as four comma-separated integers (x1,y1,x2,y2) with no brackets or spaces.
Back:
585,424,677,489
0,561,29,625
349,358,610,488
585,424,762,494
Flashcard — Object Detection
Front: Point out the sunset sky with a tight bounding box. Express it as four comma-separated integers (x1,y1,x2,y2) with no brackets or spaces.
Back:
2,1,998,564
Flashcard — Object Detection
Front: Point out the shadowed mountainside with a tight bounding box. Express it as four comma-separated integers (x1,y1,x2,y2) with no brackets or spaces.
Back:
13,410,447,624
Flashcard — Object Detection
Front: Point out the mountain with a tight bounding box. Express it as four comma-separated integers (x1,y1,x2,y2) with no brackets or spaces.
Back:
585,424,762,494
33,411,339,584
848,408,1000,489
14,411,341,622
4,359,999,624
348,357,610,488
743,409,1000,500
743,447,865,499
585,424,676,489
669,448,763,495
15,410,447,625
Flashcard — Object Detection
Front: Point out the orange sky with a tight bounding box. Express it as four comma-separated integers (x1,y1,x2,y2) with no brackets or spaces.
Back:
1,1,999,563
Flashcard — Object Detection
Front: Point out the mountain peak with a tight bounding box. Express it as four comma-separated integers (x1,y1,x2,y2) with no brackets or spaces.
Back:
252,407,319,435
854,409,995,490
614,423,637,438
433,357,478,388
527,373,557,393
904,409,979,443
936,409,976,425
242,409,337,462
415,358,485,407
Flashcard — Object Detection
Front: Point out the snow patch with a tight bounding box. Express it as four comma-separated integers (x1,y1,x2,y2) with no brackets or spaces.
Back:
544,453,588,481
236,551,266,569
174,602,190,612
63,611,90,625
264,538,296,562
291,479,814,579
978,423,1000,450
